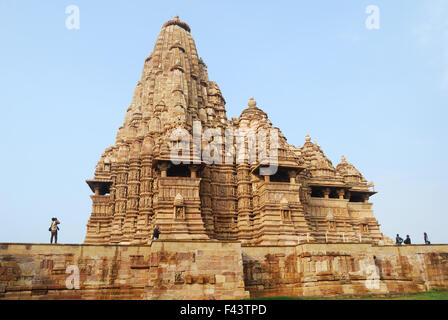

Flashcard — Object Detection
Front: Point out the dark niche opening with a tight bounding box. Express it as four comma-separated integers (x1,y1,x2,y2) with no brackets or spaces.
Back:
311,186,324,198
167,165,190,177
269,167,290,183
329,189,339,199
349,192,365,203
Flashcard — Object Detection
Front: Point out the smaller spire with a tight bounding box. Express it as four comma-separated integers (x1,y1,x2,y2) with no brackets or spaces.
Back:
248,96,257,108
174,14,180,20
341,155,346,162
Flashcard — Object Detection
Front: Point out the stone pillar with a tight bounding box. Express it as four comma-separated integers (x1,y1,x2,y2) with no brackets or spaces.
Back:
337,189,345,200
189,165,200,179
363,194,370,203
305,187,312,203
323,188,330,199
122,155,141,244
237,164,252,241
105,165,117,243
288,170,297,184
110,162,128,243
200,166,215,238
135,154,153,244
158,162,170,178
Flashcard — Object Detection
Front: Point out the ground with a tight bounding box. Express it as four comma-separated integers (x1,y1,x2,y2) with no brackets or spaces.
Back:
248,288,448,300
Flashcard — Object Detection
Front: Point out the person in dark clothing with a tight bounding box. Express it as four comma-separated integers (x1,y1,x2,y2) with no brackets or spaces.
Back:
49,217,60,244
424,232,431,245
152,225,160,240
404,235,411,245
396,234,403,245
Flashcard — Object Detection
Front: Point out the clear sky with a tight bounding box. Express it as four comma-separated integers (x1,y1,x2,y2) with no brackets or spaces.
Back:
0,1,447,244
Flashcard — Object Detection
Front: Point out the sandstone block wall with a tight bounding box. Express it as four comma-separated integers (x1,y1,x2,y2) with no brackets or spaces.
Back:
242,243,448,298
1,242,447,299
0,241,249,300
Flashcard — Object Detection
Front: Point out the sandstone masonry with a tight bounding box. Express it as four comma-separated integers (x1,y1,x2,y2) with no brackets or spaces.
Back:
0,243,447,299
85,15,392,247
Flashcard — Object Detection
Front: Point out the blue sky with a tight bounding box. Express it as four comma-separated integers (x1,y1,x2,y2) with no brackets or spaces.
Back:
0,1,447,244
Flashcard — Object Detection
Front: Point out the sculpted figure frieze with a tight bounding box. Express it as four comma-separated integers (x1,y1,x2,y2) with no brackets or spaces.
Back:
84,16,391,246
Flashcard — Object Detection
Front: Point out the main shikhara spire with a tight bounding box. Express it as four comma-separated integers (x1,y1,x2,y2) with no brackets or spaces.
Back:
85,16,392,245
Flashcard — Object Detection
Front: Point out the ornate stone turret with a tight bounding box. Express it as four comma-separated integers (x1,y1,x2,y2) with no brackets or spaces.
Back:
85,16,387,246
336,155,367,184
301,134,336,178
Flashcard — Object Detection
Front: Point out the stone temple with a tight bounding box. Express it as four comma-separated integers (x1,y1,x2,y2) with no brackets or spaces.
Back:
1,16,447,300
85,15,391,246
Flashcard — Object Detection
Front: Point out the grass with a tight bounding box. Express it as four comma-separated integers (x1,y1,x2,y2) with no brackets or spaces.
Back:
248,288,448,300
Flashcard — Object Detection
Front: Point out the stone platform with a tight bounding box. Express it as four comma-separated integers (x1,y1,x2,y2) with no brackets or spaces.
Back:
0,241,249,300
0,241,447,299
243,243,448,298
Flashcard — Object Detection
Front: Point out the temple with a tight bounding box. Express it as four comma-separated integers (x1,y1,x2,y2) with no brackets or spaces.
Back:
84,16,392,246
1,16,447,301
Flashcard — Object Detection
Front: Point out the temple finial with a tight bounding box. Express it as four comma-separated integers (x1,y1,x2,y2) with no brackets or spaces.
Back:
305,134,311,142
248,96,257,108
341,155,346,162
163,14,191,32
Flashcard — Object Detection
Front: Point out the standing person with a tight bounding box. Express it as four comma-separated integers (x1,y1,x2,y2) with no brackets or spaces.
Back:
396,234,403,245
152,225,160,240
424,232,431,245
404,235,411,245
49,217,60,244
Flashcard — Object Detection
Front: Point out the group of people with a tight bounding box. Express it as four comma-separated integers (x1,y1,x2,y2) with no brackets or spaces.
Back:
395,232,431,246
48,218,161,244
48,218,433,246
